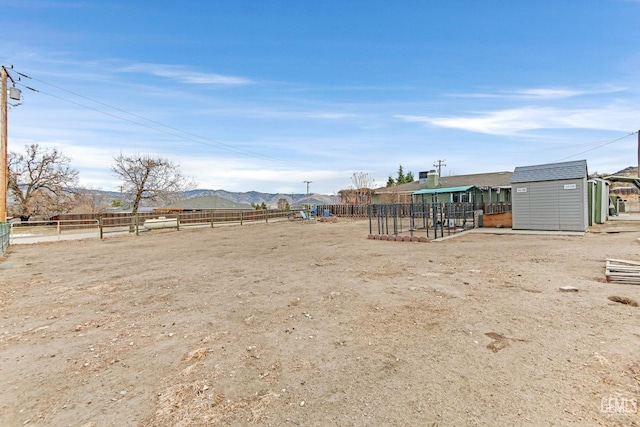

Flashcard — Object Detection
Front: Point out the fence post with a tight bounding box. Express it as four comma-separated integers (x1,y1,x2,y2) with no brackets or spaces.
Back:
240,211,243,225
135,214,139,236
425,202,429,239
56,220,61,239
99,217,103,240
176,212,180,231
265,209,268,223
211,210,214,228
409,202,414,236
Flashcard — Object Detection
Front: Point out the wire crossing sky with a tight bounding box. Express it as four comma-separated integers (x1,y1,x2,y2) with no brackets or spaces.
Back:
3,1,640,194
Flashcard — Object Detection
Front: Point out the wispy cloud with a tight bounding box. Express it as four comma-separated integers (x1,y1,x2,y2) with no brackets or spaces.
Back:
395,103,640,135
118,63,254,86
447,86,626,100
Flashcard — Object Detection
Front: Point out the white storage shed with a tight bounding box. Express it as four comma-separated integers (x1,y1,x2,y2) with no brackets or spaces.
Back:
511,160,588,232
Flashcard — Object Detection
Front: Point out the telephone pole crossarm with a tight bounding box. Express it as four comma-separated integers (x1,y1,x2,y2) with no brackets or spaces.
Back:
433,159,446,177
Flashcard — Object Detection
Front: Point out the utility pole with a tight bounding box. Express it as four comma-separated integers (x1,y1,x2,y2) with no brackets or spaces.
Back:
433,159,446,177
637,130,639,178
0,65,21,222
1,67,8,222
303,181,312,210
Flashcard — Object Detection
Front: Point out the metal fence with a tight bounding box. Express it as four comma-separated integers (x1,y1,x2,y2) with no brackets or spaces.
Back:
368,202,479,239
317,202,509,219
0,222,9,255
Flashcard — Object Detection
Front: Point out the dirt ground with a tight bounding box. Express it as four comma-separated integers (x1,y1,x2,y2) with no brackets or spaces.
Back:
0,219,639,426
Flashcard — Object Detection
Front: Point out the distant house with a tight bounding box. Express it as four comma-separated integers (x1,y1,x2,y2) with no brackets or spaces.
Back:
511,160,588,232
373,170,513,206
338,188,375,205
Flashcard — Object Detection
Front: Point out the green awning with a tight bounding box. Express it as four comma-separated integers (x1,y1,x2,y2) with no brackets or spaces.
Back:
413,185,475,195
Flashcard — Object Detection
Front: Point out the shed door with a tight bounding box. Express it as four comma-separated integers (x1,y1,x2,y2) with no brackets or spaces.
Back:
512,185,531,230
527,181,561,230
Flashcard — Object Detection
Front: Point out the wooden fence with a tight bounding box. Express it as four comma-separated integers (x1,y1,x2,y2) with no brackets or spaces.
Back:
315,204,372,217
52,209,292,229
6,209,294,242
6,203,511,245
483,202,512,214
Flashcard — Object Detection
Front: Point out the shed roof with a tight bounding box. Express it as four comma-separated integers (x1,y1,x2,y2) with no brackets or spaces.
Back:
511,160,587,184
413,185,475,195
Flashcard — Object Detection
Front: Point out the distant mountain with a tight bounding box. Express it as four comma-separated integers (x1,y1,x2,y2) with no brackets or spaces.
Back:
182,189,339,208
613,166,638,176
78,188,339,209
163,195,253,210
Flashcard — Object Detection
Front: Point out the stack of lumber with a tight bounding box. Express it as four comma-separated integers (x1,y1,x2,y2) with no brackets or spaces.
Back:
605,259,640,284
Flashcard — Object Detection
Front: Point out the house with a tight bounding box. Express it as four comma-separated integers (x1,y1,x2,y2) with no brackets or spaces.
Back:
373,170,513,206
511,160,588,232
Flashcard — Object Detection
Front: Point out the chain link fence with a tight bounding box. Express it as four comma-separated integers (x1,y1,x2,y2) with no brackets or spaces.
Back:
0,222,9,256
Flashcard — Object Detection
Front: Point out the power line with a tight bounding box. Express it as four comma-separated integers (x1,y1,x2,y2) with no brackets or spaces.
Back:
12,69,293,165
554,131,638,162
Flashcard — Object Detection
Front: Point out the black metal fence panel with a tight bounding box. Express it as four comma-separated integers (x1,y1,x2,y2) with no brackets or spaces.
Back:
367,202,479,239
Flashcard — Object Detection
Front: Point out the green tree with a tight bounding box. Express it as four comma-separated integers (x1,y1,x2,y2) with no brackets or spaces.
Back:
251,202,268,210
387,164,414,186
405,171,415,183
397,165,406,184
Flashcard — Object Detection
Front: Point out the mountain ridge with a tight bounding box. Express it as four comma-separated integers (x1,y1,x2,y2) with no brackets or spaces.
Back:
183,189,339,208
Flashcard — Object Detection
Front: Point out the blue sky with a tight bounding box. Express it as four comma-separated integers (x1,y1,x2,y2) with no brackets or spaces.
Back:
3,1,640,194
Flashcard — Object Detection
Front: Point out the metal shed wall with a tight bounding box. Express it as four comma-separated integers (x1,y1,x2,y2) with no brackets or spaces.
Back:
512,177,588,231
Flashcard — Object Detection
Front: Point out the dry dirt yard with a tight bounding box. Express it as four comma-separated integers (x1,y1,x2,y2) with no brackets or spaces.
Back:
0,219,639,426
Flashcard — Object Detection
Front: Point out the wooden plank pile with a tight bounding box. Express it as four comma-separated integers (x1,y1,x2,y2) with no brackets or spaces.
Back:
605,259,640,284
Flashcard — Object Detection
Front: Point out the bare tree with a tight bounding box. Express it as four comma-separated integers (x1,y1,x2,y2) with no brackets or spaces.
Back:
379,186,411,204
345,172,375,205
277,198,289,210
68,188,111,214
351,171,375,190
8,144,79,220
111,153,196,216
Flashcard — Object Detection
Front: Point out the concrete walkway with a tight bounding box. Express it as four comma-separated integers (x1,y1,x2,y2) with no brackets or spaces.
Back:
468,228,585,236
10,230,129,245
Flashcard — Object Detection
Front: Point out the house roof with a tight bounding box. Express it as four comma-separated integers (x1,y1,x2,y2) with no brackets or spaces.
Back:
511,160,588,184
413,185,475,195
604,175,640,190
376,171,513,194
